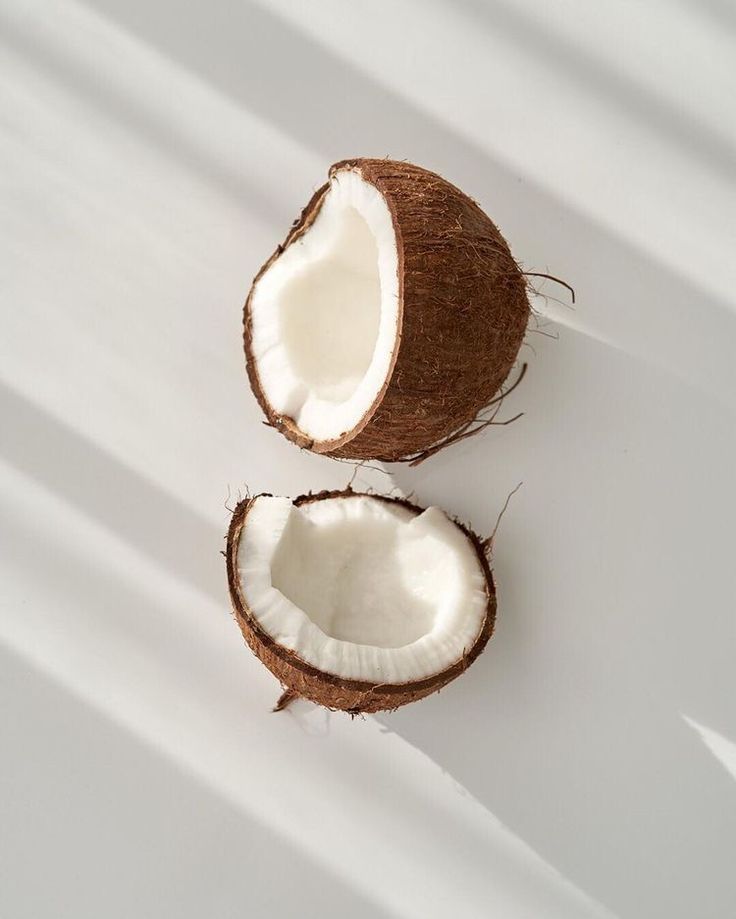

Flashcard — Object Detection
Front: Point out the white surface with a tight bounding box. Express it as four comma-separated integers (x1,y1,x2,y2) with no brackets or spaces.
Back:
1,1,735,918
250,168,400,441
238,494,487,681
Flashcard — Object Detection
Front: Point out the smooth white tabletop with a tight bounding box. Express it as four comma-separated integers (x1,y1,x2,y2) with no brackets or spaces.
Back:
2,1,735,917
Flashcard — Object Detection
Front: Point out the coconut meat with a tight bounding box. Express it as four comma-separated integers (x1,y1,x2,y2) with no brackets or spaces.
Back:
249,169,400,443
235,494,488,683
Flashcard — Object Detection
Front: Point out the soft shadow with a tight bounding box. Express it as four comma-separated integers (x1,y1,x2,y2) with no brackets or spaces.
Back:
19,3,736,913
452,0,736,181
0,4,281,228
0,643,387,919
682,0,736,35
383,327,736,919
0,381,223,600
79,0,736,405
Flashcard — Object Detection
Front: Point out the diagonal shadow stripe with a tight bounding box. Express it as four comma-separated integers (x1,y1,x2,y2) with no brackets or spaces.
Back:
0,4,283,229
453,0,736,182
67,0,736,330
0,380,224,600
0,644,389,919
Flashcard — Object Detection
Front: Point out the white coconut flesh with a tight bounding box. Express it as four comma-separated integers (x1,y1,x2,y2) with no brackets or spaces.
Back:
235,494,489,683
249,170,400,443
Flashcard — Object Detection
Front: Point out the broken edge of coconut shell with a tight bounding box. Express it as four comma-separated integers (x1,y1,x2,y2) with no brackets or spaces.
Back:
225,489,497,714
244,158,530,463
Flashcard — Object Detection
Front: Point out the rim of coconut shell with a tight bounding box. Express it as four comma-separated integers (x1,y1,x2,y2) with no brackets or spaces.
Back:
243,157,529,462
244,164,402,456
225,488,497,714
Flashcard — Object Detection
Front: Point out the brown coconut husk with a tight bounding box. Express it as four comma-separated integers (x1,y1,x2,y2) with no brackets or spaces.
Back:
244,158,530,462
225,489,497,714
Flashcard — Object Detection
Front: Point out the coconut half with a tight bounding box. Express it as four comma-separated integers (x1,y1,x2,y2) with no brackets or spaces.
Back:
245,158,530,461
226,490,496,713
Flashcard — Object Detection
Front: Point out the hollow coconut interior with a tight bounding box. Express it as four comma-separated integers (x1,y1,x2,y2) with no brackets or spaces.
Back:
235,494,489,684
248,170,400,443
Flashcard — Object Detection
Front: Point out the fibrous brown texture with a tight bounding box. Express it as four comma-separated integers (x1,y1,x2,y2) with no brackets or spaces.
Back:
225,489,497,714
244,158,530,462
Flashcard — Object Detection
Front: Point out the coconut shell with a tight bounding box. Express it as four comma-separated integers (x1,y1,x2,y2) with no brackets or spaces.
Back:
226,490,497,714
244,158,530,462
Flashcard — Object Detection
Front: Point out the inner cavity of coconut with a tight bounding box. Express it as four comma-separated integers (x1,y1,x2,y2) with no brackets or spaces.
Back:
249,169,400,443
235,494,488,683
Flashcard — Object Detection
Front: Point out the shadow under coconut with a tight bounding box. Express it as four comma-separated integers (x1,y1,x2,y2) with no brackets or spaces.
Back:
81,0,736,404
42,4,736,912
381,327,736,919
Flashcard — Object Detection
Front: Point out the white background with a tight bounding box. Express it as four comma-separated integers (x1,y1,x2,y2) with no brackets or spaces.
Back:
2,1,736,917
